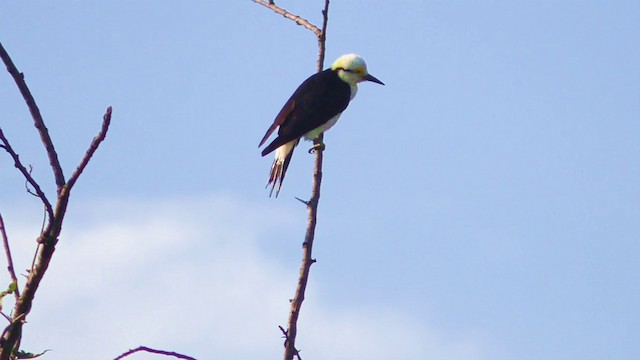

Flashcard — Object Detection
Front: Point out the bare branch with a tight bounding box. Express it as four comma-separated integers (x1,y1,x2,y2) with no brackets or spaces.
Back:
0,42,66,191
113,346,197,360
252,0,322,37
316,0,330,72
254,1,331,358
0,129,54,219
0,42,112,359
284,136,323,360
66,106,112,190
281,1,330,359
0,213,20,300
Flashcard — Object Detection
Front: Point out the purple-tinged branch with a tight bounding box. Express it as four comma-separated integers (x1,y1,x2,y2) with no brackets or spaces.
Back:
0,129,54,219
67,106,112,190
113,346,196,360
0,213,20,300
0,42,66,191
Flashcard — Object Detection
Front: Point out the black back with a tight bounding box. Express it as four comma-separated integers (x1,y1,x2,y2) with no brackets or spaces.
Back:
260,69,351,156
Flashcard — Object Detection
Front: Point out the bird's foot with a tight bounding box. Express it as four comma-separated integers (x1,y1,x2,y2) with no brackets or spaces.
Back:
308,141,325,154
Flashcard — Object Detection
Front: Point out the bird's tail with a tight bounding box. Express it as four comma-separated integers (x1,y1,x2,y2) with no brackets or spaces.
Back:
267,140,298,197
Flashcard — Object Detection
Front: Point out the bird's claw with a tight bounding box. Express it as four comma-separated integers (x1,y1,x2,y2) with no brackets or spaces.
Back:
308,142,325,154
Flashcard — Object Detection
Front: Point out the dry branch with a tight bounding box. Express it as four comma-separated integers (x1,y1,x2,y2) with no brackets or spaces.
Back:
67,106,112,189
114,346,197,360
253,1,331,359
0,42,66,192
0,41,113,359
0,213,19,300
252,0,322,37
0,129,54,219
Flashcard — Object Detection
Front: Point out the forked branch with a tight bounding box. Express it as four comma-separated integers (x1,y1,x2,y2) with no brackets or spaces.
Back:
0,41,113,359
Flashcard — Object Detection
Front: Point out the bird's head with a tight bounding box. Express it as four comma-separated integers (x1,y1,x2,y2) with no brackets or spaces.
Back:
331,54,384,86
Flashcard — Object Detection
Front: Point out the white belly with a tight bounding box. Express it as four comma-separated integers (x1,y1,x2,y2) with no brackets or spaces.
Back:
303,113,341,140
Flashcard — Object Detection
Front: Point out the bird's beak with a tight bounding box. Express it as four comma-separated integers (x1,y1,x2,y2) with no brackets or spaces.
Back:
364,73,385,85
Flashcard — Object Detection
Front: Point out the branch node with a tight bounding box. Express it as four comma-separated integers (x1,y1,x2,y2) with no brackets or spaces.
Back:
278,326,302,360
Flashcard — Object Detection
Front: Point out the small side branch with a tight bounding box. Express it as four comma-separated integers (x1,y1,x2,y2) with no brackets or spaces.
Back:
252,0,322,37
0,129,54,219
0,213,19,300
66,106,112,190
113,346,197,360
278,326,302,360
0,42,66,191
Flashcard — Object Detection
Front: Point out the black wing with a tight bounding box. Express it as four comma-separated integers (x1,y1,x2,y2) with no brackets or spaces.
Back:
260,69,351,156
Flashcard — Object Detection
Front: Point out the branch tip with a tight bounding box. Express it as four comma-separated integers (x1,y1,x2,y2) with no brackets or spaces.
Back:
66,106,113,190
252,0,321,36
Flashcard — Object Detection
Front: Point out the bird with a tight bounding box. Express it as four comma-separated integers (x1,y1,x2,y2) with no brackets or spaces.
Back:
258,53,384,197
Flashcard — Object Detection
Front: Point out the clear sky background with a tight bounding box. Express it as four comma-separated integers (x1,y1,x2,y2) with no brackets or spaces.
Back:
1,1,639,359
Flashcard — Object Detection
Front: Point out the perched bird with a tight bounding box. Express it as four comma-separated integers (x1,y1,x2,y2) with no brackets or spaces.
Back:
259,53,384,197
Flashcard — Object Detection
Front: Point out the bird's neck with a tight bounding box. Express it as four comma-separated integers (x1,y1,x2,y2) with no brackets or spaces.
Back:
349,83,358,100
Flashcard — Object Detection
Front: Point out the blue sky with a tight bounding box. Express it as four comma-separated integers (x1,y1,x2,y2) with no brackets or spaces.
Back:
1,1,639,359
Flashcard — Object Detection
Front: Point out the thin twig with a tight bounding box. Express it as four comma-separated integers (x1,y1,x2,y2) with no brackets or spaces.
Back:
278,326,302,360
316,0,330,72
30,245,40,272
113,346,197,360
252,0,322,37
0,313,10,323
25,165,40,198
66,106,112,190
0,129,54,219
0,213,20,300
0,313,25,351
0,42,66,191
